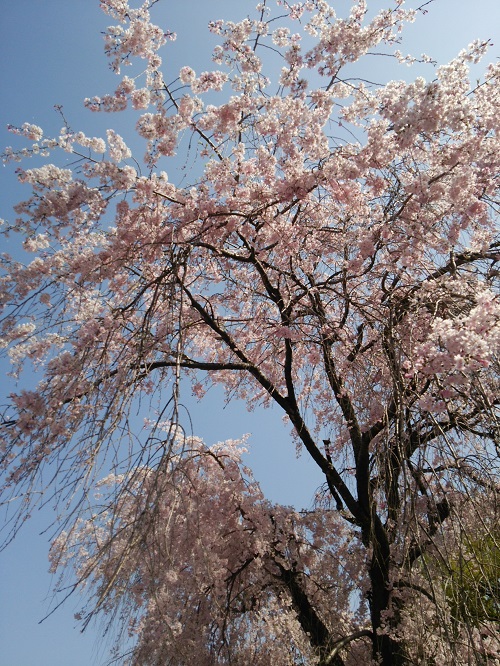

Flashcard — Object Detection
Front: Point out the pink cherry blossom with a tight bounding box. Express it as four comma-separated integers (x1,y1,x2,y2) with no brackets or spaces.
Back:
1,1,499,664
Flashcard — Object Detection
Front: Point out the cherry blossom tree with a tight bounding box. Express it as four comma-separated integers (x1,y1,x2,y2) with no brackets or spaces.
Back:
1,0,499,664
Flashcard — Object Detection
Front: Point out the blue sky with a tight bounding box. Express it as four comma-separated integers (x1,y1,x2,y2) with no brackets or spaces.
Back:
1,1,499,664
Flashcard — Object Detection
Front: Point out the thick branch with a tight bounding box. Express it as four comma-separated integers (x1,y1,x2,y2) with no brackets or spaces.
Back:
180,283,362,521
276,563,344,665
320,629,373,666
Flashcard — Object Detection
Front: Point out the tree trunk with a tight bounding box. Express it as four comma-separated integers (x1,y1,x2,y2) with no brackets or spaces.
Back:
369,525,408,666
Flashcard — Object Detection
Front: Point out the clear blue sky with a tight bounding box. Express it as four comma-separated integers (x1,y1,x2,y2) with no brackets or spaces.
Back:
1,1,499,664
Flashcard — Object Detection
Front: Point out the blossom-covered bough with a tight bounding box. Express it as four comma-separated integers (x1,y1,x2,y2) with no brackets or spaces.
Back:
1,0,499,663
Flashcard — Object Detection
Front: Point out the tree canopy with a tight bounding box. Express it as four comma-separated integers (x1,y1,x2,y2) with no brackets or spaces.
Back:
1,1,499,664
